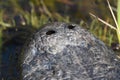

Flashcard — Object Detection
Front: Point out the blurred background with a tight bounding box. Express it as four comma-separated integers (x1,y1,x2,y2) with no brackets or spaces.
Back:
0,0,119,80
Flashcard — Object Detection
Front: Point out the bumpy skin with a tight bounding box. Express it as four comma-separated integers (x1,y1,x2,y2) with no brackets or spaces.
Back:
22,22,120,80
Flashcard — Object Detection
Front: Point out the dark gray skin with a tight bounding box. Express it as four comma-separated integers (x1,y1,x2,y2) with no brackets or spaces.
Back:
22,22,120,80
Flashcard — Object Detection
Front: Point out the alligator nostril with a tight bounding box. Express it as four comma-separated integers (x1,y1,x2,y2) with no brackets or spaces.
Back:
46,30,56,35
67,25,75,29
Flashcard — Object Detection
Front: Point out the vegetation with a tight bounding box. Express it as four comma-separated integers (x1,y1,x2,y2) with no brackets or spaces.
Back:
0,0,120,79
117,0,120,43
0,0,119,51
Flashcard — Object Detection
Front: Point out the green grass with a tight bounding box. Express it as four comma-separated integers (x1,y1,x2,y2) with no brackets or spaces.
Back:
117,0,120,43
0,1,120,79
0,0,119,50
